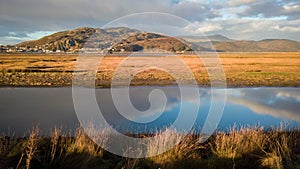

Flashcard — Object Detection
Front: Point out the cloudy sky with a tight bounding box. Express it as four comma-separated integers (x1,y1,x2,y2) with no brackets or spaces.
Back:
0,0,299,45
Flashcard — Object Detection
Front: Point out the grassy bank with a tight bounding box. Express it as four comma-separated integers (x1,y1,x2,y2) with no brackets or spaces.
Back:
0,52,299,87
1,125,299,169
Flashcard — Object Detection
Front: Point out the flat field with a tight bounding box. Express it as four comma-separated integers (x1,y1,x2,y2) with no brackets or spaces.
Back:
0,52,299,87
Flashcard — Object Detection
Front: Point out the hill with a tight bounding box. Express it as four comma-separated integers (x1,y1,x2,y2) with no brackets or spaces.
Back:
212,39,300,52
16,27,140,52
108,32,193,53
10,27,300,53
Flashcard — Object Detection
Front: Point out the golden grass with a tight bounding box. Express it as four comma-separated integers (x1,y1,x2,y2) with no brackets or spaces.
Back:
147,129,202,164
260,129,295,169
50,127,64,161
67,126,108,158
15,127,41,169
0,52,299,87
211,126,266,159
0,124,299,168
209,125,299,169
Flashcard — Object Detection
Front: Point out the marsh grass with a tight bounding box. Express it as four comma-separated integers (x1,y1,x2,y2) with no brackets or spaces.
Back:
67,125,108,158
209,126,300,169
25,127,40,169
211,126,266,159
0,125,299,169
1,53,300,87
13,127,41,169
50,127,61,161
146,129,203,168
260,129,298,169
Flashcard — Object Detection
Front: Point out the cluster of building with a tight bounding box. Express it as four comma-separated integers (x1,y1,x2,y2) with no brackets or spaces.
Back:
0,45,78,53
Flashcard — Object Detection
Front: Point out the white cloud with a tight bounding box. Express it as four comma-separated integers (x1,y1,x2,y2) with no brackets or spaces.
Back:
186,18,300,40
227,0,258,7
1,0,300,44
283,4,300,12
274,25,300,32
185,23,223,34
200,24,223,32
237,0,300,19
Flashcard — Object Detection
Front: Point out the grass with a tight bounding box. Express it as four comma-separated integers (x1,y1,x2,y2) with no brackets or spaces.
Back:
24,127,40,169
0,125,299,169
211,126,266,159
206,126,300,169
146,129,201,166
0,52,299,87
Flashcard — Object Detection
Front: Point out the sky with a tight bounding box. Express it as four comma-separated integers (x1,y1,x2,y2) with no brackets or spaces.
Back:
0,0,299,45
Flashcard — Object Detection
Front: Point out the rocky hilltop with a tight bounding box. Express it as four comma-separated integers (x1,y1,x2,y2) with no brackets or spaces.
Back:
15,27,140,53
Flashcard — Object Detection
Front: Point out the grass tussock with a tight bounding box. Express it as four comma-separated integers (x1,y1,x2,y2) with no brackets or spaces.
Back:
0,125,299,169
260,128,296,169
208,126,300,169
211,126,266,159
146,129,203,168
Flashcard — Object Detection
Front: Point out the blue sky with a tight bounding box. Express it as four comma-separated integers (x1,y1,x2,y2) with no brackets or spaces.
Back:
0,0,299,45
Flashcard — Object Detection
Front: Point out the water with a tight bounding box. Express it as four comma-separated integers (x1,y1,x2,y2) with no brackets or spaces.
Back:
0,87,299,136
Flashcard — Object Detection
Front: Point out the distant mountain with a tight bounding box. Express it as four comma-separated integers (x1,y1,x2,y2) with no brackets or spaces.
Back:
212,39,300,52
12,27,300,53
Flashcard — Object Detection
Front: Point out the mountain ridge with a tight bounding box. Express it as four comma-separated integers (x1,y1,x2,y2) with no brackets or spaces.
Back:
1,27,299,53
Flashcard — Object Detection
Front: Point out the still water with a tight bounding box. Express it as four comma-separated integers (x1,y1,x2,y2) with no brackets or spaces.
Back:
0,87,299,136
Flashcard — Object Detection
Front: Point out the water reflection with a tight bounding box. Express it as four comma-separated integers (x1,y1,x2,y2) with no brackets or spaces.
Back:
227,88,300,122
0,87,299,136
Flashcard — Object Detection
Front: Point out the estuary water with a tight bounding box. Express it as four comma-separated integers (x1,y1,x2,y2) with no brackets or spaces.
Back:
0,87,299,136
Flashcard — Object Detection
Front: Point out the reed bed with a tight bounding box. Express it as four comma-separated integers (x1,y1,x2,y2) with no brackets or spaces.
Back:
0,125,299,169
